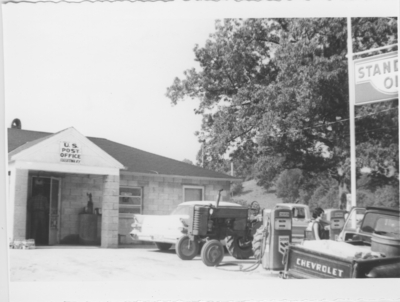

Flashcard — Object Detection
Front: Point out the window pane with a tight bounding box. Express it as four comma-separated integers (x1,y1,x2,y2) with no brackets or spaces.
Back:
293,207,305,219
362,213,400,236
119,196,141,205
119,207,141,214
184,188,202,202
119,187,141,197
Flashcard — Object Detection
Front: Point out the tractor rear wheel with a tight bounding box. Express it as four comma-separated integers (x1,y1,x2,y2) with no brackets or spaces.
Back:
252,226,265,260
155,242,172,251
225,235,254,259
201,240,224,266
176,235,199,260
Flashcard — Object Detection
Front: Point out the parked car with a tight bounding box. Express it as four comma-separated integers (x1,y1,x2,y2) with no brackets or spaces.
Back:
275,203,311,243
130,200,241,251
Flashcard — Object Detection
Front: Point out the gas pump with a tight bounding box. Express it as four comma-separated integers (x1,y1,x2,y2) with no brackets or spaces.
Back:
262,207,292,271
323,209,346,241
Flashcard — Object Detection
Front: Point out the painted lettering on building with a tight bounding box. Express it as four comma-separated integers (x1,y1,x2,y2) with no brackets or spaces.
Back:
295,257,344,277
59,142,81,163
354,51,398,104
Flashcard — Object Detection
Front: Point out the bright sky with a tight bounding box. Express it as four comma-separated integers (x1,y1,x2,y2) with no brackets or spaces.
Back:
3,4,216,163
2,1,397,165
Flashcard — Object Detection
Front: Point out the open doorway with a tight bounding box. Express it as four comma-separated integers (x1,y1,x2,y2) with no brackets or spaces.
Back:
28,177,51,245
27,176,61,245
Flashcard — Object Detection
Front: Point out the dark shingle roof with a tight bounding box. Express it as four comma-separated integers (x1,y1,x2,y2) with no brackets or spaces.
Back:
7,128,237,180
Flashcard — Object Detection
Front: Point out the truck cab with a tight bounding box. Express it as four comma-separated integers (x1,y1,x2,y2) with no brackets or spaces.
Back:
338,207,400,244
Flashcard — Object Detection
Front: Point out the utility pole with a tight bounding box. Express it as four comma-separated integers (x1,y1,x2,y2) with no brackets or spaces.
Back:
202,141,205,168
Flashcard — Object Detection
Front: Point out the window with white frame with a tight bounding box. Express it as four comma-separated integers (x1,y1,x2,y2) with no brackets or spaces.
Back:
119,187,142,216
183,185,204,202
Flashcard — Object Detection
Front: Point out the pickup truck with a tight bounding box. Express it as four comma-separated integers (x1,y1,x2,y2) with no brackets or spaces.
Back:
281,206,400,278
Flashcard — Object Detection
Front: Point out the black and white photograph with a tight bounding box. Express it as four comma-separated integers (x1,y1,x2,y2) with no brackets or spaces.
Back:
0,0,399,301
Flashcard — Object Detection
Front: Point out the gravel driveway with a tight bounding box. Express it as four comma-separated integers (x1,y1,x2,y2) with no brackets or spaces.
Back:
7,245,396,302
9,245,280,282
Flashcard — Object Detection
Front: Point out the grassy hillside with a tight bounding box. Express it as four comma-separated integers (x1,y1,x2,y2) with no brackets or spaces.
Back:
230,179,283,210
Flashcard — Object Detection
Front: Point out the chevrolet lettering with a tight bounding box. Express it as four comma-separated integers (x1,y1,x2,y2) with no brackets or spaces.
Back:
296,258,344,277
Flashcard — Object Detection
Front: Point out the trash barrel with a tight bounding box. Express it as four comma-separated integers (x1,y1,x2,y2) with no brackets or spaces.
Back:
79,214,99,245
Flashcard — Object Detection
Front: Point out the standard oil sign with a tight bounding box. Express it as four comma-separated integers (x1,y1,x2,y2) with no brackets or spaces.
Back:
354,51,398,105
59,142,81,164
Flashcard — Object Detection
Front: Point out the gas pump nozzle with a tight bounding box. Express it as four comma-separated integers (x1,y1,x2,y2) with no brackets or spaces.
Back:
215,189,224,208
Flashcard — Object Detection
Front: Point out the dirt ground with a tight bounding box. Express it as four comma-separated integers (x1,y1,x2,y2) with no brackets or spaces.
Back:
9,244,280,282
7,245,398,302
9,246,399,302
7,244,286,301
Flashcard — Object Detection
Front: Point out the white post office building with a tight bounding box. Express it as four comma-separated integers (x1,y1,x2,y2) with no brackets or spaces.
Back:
7,122,238,248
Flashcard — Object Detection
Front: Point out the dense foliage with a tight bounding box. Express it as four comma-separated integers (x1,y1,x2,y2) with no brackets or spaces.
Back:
167,18,398,210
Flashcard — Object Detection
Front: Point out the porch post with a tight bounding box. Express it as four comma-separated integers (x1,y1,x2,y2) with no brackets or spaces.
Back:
13,169,29,240
101,174,119,248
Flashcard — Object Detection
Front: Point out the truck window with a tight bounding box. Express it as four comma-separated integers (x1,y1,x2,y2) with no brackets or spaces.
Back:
292,207,305,219
361,213,400,236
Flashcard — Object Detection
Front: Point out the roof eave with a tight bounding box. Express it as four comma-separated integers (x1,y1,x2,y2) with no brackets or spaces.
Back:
120,170,242,182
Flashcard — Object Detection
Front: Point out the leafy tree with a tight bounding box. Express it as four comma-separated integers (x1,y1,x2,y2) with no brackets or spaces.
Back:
231,182,244,196
356,186,399,209
167,18,398,207
373,185,399,208
355,100,399,193
195,146,254,179
182,159,194,165
275,169,303,203
308,178,339,211
167,18,349,185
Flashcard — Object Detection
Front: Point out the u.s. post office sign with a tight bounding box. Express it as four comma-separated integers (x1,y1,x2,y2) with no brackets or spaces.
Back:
354,51,398,105
59,141,81,164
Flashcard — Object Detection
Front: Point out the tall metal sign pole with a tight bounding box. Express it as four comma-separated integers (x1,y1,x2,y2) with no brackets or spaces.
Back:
347,17,357,210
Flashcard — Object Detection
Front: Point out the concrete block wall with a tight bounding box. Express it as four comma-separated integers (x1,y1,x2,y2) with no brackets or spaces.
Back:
119,173,231,244
13,169,29,240
60,174,104,243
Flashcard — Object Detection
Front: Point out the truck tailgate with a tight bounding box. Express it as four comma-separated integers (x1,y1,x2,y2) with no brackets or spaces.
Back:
284,244,354,278
284,244,400,279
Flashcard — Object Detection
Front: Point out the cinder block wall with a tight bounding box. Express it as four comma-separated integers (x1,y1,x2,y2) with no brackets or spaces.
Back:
119,174,231,244
59,174,104,243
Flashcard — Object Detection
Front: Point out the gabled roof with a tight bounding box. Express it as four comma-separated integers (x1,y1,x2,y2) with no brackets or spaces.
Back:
8,131,58,160
7,128,238,180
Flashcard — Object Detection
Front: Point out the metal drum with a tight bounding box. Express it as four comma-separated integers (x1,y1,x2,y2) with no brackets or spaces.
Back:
371,232,400,257
79,214,98,245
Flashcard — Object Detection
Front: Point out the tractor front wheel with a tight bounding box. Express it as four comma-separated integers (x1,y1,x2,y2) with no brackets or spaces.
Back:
201,240,224,267
176,235,199,260
225,235,254,259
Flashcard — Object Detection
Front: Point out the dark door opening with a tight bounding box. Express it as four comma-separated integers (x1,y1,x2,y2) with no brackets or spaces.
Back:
27,177,51,245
